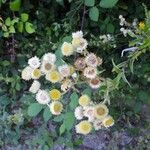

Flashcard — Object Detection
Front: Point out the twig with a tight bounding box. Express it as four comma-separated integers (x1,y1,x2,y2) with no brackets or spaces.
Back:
81,5,86,31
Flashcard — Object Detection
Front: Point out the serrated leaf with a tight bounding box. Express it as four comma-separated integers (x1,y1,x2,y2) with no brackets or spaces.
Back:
25,22,35,34
17,21,23,33
9,0,21,11
21,13,29,22
100,0,118,8
28,103,43,117
85,0,95,7
69,92,78,110
89,7,99,22
43,107,52,122
5,17,11,26
9,26,15,33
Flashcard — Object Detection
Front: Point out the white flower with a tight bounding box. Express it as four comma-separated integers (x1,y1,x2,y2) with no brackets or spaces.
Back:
72,72,77,79
89,78,101,89
21,66,33,81
83,106,95,122
93,119,102,130
29,80,41,94
41,60,55,74
76,38,88,53
61,79,72,92
74,106,84,120
85,53,98,67
83,67,97,79
61,42,74,56
72,31,83,39
28,56,40,69
42,53,56,64
36,90,50,104
50,101,63,115
58,64,70,77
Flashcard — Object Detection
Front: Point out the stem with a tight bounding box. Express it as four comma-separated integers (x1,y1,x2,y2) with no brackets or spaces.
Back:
81,5,86,31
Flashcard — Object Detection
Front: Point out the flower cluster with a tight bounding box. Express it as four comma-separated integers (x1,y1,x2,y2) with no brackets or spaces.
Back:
74,94,114,135
21,31,114,135
119,15,145,37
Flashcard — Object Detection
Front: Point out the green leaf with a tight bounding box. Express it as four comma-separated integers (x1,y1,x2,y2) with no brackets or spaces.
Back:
100,0,118,8
85,0,95,7
3,32,9,37
28,103,43,117
9,26,15,33
64,112,75,131
25,22,35,34
43,107,52,122
82,88,92,97
62,36,72,42
17,21,23,33
53,114,64,122
107,23,115,33
5,17,11,26
21,13,29,22
89,7,99,22
69,92,78,110
9,0,21,11
59,123,66,135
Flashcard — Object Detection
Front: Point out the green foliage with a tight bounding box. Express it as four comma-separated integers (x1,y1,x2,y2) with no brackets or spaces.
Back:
9,0,21,11
99,0,119,8
0,0,150,149
89,7,99,22
28,103,43,117
85,0,95,7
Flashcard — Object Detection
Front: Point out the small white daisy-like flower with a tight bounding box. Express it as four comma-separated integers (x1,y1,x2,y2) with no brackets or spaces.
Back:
94,104,109,119
72,31,83,39
93,119,102,130
28,56,40,69
58,64,70,77
89,77,101,89
83,106,95,122
102,115,114,128
85,53,98,67
36,90,50,104
74,57,86,71
76,38,88,53
21,66,33,81
61,42,74,56
83,67,97,79
29,80,41,94
41,60,55,74
42,53,56,64
74,106,84,120
75,120,92,135
50,101,63,115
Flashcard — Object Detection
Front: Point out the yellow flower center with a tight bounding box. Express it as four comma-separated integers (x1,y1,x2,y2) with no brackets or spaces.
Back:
79,95,90,106
32,69,41,78
72,38,81,46
105,118,114,126
49,71,60,83
54,104,62,113
49,89,61,101
96,107,105,116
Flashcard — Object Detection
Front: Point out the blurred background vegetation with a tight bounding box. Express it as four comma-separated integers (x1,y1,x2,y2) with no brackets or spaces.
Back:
0,0,150,149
